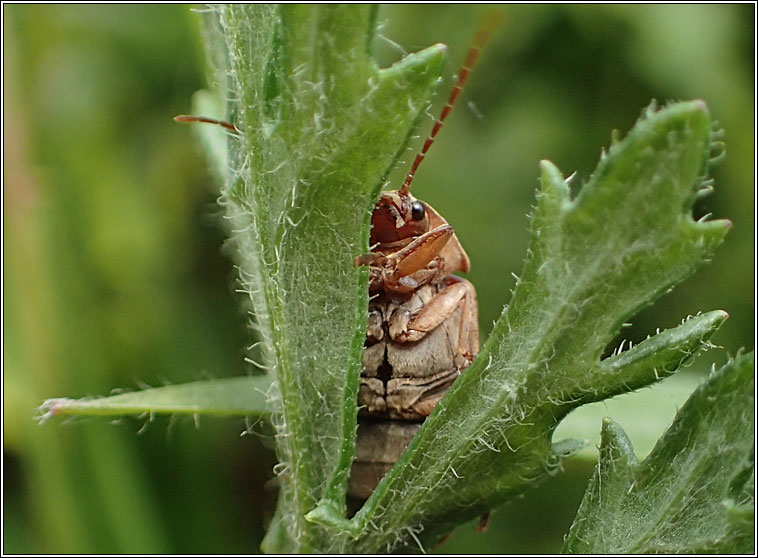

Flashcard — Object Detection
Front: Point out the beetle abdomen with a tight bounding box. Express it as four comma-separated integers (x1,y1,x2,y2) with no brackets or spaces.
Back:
348,419,422,510
359,283,463,420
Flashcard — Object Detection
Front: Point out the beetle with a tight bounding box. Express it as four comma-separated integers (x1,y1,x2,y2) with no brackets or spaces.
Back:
348,22,497,505
353,183,479,421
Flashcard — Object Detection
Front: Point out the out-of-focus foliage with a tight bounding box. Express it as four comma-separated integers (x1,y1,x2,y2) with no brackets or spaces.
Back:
4,5,268,553
3,4,753,554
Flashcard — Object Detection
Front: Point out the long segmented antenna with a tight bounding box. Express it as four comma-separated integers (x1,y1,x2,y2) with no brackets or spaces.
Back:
173,114,241,134
399,13,503,196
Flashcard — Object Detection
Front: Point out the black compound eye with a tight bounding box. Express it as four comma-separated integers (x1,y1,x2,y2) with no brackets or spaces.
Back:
411,201,425,221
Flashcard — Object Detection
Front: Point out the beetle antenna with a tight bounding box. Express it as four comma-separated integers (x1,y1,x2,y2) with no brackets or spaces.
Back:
399,12,502,196
173,114,241,134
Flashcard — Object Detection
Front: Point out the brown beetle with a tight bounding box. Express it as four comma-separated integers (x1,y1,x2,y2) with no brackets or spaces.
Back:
348,22,497,505
354,191,479,421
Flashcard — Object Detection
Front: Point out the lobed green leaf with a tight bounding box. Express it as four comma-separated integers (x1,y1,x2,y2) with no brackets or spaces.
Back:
203,5,445,551
562,351,755,554
332,101,730,552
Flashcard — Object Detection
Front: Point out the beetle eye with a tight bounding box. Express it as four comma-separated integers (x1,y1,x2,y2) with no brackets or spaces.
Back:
411,201,425,221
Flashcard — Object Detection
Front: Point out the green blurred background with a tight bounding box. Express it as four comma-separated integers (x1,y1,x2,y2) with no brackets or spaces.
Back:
3,4,753,554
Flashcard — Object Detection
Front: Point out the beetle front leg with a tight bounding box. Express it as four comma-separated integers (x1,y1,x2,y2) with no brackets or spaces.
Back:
356,225,457,293
384,225,453,291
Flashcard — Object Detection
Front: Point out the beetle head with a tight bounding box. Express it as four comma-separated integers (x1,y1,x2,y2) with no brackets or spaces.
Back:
369,190,430,245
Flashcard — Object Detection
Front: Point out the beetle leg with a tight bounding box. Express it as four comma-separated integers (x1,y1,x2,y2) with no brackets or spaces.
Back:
450,276,479,367
395,281,467,342
355,229,452,293
385,225,453,288
396,278,478,365
353,252,385,267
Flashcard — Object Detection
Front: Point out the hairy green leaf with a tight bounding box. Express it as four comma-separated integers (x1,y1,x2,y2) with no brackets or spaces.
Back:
38,376,273,419
200,5,445,551
562,351,754,554
320,101,730,552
